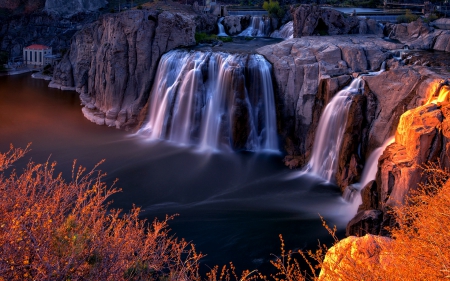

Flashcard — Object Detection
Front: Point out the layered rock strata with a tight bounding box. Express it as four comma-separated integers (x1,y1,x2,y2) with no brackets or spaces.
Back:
51,9,197,129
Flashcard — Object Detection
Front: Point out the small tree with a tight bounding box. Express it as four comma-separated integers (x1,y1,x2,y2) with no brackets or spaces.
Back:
262,0,284,19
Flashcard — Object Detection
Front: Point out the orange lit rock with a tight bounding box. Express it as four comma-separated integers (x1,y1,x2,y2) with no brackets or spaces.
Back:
318,234,392,281
395,103,443,163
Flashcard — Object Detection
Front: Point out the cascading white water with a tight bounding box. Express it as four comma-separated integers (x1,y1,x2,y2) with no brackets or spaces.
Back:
305,65,386,182
140,50,278,153
238,16,271,37
304,78,364,181
217,17,228,37
343,136,395,217
270,21,293,39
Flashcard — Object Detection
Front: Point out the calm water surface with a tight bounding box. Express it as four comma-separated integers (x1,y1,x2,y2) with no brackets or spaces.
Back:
0,74,354,273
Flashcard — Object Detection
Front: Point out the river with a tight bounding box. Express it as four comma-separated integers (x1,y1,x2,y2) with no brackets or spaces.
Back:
0,74,354,274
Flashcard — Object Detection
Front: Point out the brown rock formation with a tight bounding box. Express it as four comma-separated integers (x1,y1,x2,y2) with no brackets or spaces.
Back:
51,9,197,129
290,5,383,37
387,19,450,51
348,77,450,236
258,36,401,172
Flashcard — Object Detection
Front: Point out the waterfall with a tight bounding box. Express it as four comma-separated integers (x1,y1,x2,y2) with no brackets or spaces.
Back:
140,50,278,153
343,136,395,217
304,65,386,182
217,17,228,37
270,21,293,39
238,16,271,37
304,78,364,181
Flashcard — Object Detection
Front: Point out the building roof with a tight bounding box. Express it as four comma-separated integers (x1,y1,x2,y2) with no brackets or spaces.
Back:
25,44,51,50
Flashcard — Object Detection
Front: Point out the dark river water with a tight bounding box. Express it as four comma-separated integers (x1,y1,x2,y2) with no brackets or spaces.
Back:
0,74,354,274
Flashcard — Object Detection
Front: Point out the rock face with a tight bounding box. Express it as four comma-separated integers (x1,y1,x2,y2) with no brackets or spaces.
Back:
45,0,107,16
51,9,197,129
0,12,96,57
222,15,251,36
0,0,45,14
257,36,401,189
387,19,450,52
348,76,450,236
290,5,383,37
318,234,392,281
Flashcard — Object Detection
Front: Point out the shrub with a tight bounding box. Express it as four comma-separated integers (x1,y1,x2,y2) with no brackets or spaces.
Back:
262,0,284,19
397,10,419,23
218,36,233,42
0,145,203,281
137,4,143,9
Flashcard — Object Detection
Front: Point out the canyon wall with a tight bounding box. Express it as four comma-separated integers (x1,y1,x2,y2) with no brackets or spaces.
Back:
51,9,198,129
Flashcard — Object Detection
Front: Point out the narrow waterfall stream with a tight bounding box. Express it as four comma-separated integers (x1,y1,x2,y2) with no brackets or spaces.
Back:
238,16,271,37
304,78,364,181
304,65,386,182
140,50,278,152
217,17,228,37
343,136,395,219
270,21,293,39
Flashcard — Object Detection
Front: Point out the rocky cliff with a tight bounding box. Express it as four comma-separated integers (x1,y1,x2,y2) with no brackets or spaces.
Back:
347,76,450,236
51,9,197,129
44,0,107,16
290,5,383,37
0,12,97,57
257,36,402,190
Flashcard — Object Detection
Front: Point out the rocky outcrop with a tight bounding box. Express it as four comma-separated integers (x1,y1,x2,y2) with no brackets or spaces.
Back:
257,36,401,188
387,19,450,52
348,75,450,236
222,15,251,36
45,0,107,16
318,234,392,281
51,9,197,129
290,5,383,37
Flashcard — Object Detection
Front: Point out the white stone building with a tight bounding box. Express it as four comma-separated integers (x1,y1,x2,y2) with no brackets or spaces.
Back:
23,44,52,67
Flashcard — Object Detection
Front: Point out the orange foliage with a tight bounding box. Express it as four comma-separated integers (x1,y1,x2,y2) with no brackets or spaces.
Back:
0,145,203,281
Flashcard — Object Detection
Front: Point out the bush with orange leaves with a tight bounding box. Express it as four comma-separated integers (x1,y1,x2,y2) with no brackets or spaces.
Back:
310,161,450,281
0,144,203,281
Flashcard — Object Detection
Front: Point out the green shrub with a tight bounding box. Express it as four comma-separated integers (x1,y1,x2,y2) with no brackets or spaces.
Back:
195,32,218,44
137,4,143,9
218,36,233,42
262,0,284,19
397,10,419,23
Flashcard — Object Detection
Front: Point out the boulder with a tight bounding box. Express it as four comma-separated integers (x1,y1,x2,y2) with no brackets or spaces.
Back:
318,234,392,281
